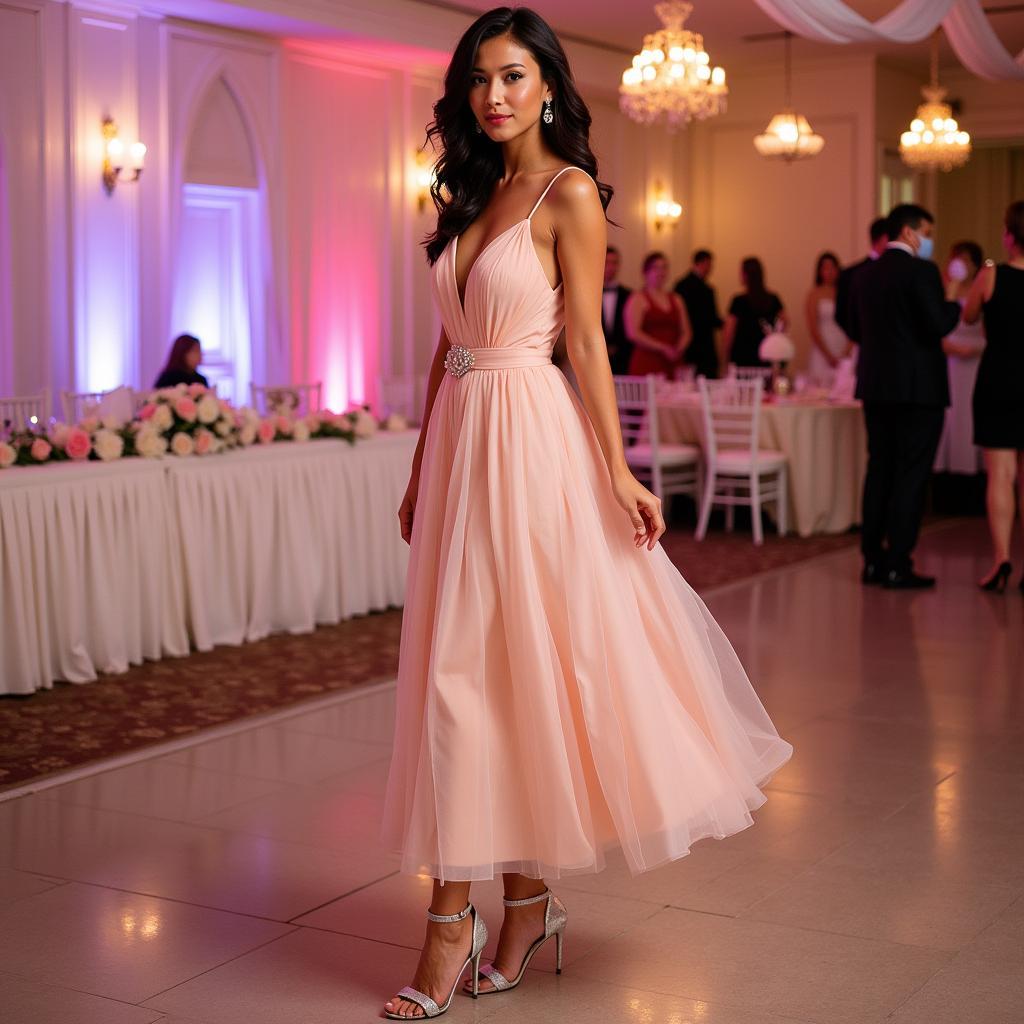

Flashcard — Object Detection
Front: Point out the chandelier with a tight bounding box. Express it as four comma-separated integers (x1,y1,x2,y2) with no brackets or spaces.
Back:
619,1,726,130
753,33,824,162
899,32,970,173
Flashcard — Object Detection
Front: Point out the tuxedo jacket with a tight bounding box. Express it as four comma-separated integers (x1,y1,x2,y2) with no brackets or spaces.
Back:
602,284,633,374
847,248,960,408
834,256,870,339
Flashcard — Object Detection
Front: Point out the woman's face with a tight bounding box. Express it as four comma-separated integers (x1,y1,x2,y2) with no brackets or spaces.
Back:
819,258,839,286
186,344,202,371
469,34,550,141
644,258,668,289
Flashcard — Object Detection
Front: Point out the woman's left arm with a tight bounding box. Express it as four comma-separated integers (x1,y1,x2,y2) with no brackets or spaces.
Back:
552,173,666,550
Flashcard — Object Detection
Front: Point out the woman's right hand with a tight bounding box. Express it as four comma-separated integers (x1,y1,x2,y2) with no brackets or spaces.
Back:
398,475,419,545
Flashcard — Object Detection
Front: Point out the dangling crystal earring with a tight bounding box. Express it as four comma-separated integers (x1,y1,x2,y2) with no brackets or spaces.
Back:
474,121,482,134
542,98,554,124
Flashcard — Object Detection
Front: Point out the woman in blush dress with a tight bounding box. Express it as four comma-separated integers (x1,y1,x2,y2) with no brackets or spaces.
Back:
625,251,692,380
804,251,851,385
379,8,793,1019
934,241,985,477
963,202,1024,592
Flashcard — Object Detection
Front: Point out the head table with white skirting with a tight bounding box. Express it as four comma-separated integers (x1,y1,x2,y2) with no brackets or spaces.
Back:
0,432,416,695
655,385,867,538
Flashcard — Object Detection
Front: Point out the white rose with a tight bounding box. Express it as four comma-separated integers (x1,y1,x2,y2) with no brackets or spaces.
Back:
101,414,122,431
135,427,167,458
92,428,124,461
170,431,194,457
0,442,15,469
215,418,232,437
197,394,220,424
240,405,260,427
383,412,408,432
51,423,71,449
153,404,174,431
292,420,310,443
239,423,257,446
352,408,378,439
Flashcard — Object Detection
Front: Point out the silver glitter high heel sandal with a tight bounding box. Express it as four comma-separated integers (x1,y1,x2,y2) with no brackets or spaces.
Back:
384,901,488,1020
476,888,567,994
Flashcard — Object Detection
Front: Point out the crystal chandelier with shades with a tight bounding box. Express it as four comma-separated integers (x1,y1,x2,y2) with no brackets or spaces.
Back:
619,1,727,130
899,33,970,173
753,33,824,162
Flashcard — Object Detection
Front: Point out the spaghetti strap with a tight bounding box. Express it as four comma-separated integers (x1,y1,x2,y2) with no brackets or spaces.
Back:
527,166,586,220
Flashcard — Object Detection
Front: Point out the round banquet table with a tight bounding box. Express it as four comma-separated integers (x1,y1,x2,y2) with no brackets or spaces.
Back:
654,388,867,538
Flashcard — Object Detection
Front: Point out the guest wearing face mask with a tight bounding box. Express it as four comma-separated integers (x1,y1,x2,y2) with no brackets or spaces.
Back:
934,241,985,478
846,203,961,589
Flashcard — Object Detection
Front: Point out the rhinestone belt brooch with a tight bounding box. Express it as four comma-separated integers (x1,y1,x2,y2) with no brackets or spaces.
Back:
444,345,475,379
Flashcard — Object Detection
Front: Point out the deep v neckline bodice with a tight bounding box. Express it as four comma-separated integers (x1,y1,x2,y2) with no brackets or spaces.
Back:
449,166,584,318
452,218,530,317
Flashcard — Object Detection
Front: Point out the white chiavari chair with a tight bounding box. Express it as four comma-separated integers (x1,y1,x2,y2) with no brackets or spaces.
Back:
250,381,322,415
613,373,700,519
61,386,136,424
0,389,50,431
695,376,788,545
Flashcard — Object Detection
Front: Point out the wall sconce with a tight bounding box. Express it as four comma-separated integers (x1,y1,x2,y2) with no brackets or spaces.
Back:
102,117,146,195
414,148,436,213
652,181,682,232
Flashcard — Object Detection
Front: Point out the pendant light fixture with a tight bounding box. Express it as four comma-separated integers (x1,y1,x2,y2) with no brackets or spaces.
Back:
753,32,824,162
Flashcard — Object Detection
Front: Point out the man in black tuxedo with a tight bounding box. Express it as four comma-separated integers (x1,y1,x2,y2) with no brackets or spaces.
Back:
847,204,961,589
601,246,632,374
835,217,888,338
674,249,723,378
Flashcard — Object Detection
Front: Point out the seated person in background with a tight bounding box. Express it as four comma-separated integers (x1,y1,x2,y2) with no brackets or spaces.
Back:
155,334,209,389
723,257,787,367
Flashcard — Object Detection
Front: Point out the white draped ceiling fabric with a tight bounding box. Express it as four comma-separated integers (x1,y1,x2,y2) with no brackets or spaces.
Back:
751,0,1024,80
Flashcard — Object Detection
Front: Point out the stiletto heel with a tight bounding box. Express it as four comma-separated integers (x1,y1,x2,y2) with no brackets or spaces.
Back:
475,888,568,994
979,561,1012,593
384,901,489,1019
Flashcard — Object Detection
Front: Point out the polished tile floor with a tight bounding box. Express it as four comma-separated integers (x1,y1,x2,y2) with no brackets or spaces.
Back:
1,519,1021,1024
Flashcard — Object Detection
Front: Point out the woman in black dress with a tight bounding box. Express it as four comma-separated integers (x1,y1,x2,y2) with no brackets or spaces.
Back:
154,334,209,389
722,257,787,367
963,200,1024,592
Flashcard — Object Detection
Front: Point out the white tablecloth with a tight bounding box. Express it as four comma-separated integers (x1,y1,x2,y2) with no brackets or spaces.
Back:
656,394,867,537
0,434,415,694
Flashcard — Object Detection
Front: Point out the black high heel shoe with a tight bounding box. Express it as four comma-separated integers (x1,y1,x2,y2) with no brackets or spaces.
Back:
979,561,1013,593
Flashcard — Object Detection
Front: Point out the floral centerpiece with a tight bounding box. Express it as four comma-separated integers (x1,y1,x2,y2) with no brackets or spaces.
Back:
758,324,797,396
0,384,412,471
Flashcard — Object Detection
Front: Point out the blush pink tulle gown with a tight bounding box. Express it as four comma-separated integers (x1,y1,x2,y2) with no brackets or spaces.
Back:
381,166,793,883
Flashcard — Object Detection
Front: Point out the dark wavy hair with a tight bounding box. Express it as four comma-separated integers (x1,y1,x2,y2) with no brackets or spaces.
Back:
423,6,613,265
814,251,840,286
161,334,201,374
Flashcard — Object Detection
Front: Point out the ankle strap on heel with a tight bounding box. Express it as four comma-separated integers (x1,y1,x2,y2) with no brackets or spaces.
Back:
426,902,472,923
503,888,550,908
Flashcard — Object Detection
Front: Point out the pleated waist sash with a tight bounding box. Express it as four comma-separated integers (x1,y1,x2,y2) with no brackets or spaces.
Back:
444,344,552,378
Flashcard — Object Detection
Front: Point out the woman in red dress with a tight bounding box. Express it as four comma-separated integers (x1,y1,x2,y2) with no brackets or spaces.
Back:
625,251,692,378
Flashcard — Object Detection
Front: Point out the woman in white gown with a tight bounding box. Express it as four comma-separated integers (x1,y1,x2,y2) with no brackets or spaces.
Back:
805,252,851,385
935,241,985,475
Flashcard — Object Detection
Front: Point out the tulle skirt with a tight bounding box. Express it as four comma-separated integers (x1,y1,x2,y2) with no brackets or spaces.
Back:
380,362,793,882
